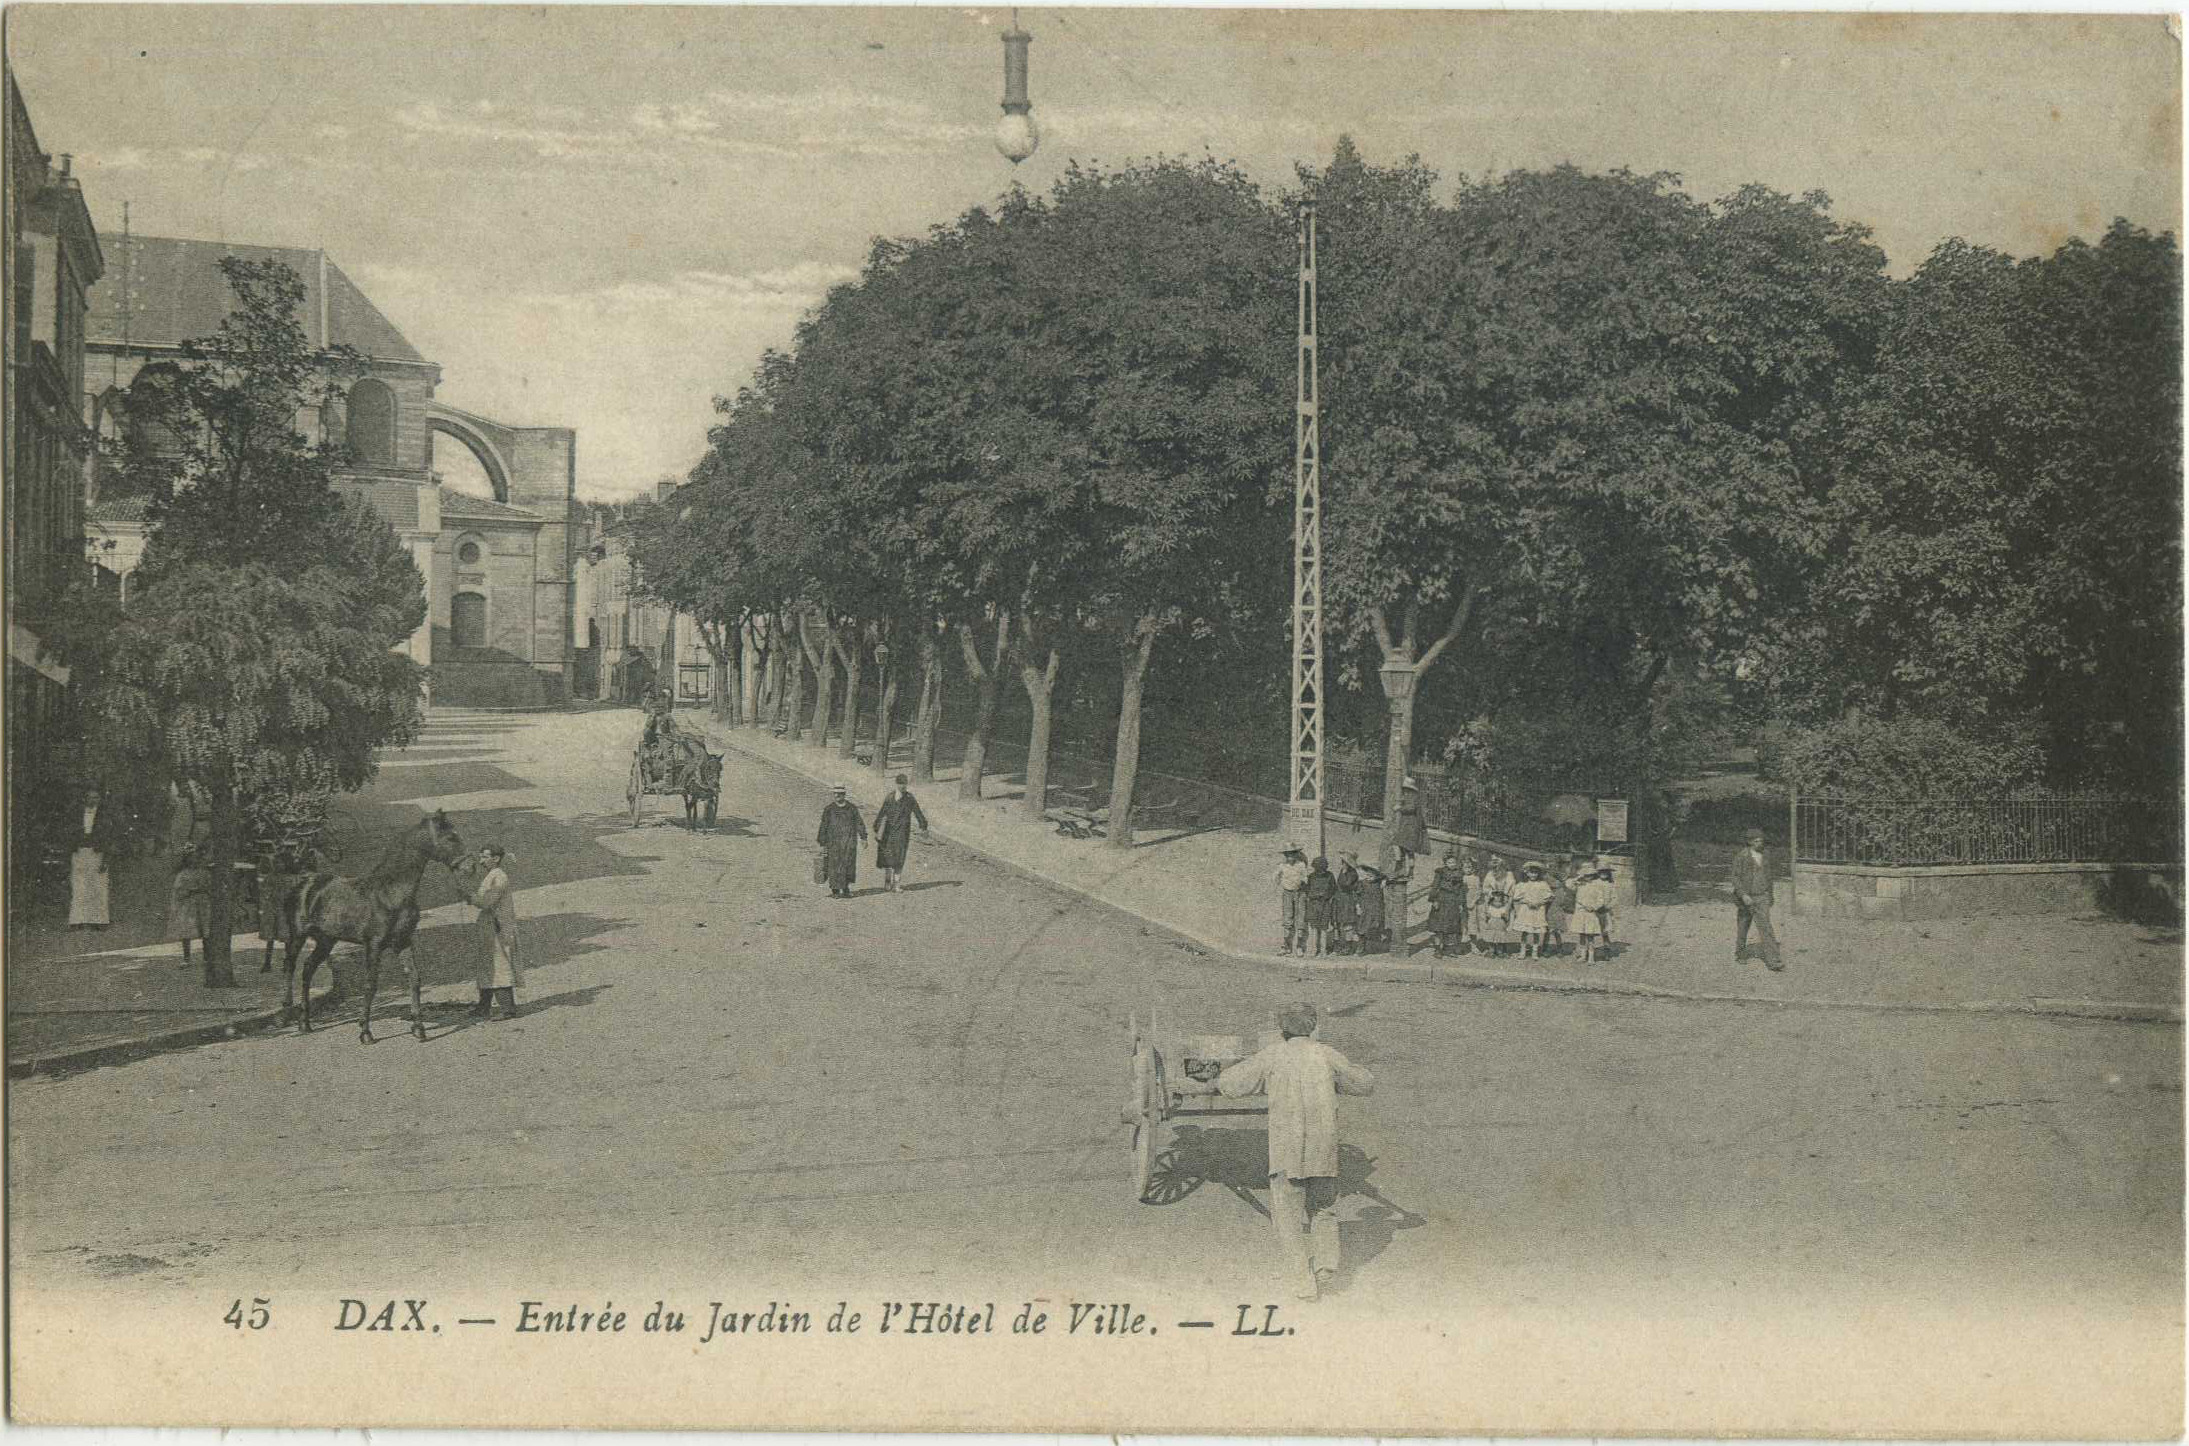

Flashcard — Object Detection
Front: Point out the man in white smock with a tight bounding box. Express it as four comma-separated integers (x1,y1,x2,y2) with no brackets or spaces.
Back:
469,844,522,1019
1218,1002,1375,1300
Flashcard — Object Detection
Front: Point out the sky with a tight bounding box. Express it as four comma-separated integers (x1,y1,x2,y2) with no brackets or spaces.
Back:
9,6,2180,501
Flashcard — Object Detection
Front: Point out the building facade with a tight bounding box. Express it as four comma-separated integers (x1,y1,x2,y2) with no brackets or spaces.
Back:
82,236,582,706
5,67,104,876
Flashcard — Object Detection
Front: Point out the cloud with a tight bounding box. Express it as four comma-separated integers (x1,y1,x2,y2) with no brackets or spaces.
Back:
351,259,860,494
393,87,985,168
78,145,277,174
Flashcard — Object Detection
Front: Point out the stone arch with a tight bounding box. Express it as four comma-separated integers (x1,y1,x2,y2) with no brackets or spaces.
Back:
424,403,513,503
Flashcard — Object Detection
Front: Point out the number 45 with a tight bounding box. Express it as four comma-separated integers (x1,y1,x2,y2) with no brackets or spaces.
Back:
223,1298,271,1330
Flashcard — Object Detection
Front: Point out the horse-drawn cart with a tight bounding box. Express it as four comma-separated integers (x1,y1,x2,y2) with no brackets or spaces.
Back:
627,728,724,830
1122,1009,1276,1204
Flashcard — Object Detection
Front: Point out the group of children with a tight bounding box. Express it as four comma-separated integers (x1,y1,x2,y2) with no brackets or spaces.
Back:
1275,846,1413,957
1281,844,1619,964
1422,851,1618,963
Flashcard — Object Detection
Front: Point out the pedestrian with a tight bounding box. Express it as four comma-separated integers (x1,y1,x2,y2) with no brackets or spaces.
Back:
1425,851,1468,957
1512,861,1554,960
1302,855,1338,957
1217,1001,1376,1302
68,785,110,930
1274,845,1310,955
1332,851,1363,955
1547,852,1577,956
256,847,301,973
1574,862,1617,964
873,773,930,893
1475,856,1517,957
1355,862,1387,954
1391,777,1431,871
1383,855,1414,955
469,843,523,1019
1732,826,1783,971
165,849,211,964
817,783,868,899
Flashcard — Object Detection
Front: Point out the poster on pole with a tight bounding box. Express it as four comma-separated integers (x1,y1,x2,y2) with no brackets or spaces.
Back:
1597,797,1630,844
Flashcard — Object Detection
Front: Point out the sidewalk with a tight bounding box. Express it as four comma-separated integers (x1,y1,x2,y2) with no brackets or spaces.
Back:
708,720,2185,1024
5,930,338,1075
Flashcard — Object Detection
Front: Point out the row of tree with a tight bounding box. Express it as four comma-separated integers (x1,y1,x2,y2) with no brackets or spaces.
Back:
626,141,2182,864
56,259,431,985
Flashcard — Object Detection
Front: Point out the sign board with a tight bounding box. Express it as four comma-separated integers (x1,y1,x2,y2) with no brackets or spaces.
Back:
1285,800,1325,859
1597,797,1629,844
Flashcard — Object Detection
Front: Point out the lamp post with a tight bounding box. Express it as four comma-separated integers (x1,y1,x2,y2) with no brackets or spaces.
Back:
1378,653,1417,875
995,11,1039,164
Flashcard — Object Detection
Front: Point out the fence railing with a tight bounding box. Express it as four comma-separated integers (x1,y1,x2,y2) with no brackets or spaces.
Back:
1794,794,2184,868
1324,755,1627,855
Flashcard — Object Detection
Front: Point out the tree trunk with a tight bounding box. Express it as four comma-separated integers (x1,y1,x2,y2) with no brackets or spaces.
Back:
1379,670,1418,877
1373,594,1479,874
1018,641,1060,820
202,774,238,987
783,633,808,743
957,611,1010,802
912,628,944,783
872,657,900,779
836,634,864,761
1105,619,1160,849
800,616,834,749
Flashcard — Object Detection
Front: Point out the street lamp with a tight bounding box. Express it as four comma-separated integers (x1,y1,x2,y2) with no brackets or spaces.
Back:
996,11,1039,164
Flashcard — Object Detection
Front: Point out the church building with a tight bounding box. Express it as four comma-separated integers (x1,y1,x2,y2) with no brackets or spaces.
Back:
83,235,581,706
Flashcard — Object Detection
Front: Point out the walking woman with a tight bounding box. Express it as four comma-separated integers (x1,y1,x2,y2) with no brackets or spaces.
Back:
470,844,523,1019
166,849,210,965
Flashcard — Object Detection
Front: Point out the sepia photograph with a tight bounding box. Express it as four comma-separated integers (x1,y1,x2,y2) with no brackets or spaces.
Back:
3,4,2182,1435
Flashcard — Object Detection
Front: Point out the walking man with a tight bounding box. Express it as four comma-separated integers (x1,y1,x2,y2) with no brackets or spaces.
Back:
1218,1002,1376,1302
1732,826,1783,971
1274,845,1309,955
873,773,930,893
817,783,867,899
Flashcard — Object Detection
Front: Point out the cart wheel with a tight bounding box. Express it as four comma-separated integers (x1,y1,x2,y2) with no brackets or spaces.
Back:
1129,1020,1158,1204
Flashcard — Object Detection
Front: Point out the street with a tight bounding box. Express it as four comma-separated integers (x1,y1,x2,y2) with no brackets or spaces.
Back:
9,707,2182,1432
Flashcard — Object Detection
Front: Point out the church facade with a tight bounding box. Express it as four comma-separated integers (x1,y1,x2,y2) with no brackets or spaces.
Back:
84,235,580,705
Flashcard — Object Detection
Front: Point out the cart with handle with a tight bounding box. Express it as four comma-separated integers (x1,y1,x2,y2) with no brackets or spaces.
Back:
1122,1007,1279,1204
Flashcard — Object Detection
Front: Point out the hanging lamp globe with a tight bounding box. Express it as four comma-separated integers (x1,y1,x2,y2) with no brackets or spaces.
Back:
996,18,1038,163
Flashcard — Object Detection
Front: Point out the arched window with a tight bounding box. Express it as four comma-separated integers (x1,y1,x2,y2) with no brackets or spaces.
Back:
345,378,396,466
451,592,487,650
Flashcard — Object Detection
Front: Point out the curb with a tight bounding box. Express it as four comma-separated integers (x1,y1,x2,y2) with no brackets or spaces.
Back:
706,726,2182,1026
7,976,336,1079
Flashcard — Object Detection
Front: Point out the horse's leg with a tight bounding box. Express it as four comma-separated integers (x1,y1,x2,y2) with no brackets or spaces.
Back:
408,946,425,1041
296,936,331,1032
357,938,381,1044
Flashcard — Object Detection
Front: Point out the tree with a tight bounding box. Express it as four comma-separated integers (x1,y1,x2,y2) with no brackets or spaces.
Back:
71,259,427,984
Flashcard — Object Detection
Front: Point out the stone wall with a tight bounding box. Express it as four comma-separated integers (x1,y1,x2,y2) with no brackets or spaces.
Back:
1793,860,2182,921
1322,810,1640,908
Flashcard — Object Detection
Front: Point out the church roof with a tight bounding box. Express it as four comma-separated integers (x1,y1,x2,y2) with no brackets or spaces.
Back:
438,485,544,523
86,234,427,364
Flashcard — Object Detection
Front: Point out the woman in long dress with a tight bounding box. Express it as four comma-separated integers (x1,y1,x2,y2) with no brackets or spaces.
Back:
69,787,110,929
470,844,523,1019
165,851,211,963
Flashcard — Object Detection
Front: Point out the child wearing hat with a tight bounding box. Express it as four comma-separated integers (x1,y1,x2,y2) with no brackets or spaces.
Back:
1475,856,1517,956
1302,855,1339,957
1511,861,1555,959
1574,862,1617,964
1547,852,1577,956
1355,860,1387,953
1274,846,1310,955
1332,851,1363,955
1426,851,1469,957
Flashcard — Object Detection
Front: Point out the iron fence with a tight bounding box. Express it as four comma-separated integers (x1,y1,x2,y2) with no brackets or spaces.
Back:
1324,755,1625,855
1794,794,2184,868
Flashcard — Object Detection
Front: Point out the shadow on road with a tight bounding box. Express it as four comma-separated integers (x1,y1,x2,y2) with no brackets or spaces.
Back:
364,761,535,803
898,880,964,894
1148,1128,1424,1287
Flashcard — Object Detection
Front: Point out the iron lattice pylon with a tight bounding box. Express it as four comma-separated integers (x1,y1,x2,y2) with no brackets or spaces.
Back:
1288,207,1325,856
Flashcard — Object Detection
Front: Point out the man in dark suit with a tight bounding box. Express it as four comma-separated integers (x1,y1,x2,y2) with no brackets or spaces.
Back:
872,773,929,893
1732,826,1783,971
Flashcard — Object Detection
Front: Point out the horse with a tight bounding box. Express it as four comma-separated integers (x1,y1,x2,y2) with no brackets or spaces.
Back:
282,810,468,1043
630,730,722,830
